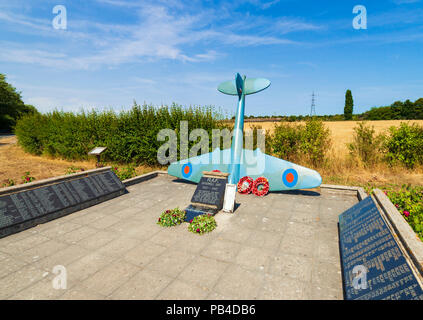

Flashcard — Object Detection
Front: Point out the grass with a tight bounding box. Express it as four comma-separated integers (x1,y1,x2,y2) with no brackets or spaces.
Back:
0,136,162,187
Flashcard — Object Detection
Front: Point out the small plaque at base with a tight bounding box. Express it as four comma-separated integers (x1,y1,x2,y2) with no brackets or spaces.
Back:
184,204,218,222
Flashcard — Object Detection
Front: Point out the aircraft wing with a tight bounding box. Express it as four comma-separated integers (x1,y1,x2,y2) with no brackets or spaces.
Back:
239,148,322,191
167,148,231,183
168,148,321,191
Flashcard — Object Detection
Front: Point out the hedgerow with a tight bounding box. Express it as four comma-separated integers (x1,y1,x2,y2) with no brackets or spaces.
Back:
15,103,227,165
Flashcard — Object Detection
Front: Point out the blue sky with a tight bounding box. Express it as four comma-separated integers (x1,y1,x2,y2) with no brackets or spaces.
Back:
0,0,423,117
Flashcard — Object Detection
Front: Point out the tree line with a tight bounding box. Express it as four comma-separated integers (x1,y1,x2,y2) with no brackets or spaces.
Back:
240,90,423,121
0,74,37,133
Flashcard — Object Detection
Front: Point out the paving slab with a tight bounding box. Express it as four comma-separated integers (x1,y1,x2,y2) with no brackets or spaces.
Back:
0,174,358,300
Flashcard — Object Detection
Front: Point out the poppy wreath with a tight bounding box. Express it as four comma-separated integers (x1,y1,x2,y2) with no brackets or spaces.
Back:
252,177,270,197
212,170,221,173
237,176,254,194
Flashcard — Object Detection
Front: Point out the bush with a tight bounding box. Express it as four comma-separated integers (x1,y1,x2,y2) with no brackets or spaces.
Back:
384,123,423,168
15,103,228,165
22,171,35,184
244,125,272,154
348,122,385,167
188,214,217,235
1,179,15,188
386,185,423,241
301,119,332,166
271,118,331,166
271,122,301,162
111,164,136,181
157,208,186,227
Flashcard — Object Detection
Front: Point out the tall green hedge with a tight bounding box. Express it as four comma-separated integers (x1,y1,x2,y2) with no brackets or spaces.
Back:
15,103,227,165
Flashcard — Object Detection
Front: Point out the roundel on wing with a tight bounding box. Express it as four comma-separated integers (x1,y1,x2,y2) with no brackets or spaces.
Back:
282,169,298,188
182,163,193,178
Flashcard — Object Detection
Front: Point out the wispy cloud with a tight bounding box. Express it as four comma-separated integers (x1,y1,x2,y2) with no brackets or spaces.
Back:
0,1,318,69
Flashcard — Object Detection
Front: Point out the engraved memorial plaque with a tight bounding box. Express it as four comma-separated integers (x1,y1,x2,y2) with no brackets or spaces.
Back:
0,170,125,238
339,196,423,300
191,176,227,210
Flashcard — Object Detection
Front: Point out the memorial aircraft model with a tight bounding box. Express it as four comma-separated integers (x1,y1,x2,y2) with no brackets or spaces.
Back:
168,73,322,196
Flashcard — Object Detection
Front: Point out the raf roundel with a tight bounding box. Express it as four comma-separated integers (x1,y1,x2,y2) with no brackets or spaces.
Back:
282,169,298,188
182,163,193,179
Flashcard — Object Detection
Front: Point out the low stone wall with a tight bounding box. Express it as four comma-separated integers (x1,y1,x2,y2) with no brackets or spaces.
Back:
320,184,367,201
122,170,168,187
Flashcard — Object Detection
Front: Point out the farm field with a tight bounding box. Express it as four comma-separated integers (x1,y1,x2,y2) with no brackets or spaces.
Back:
245,119,423,155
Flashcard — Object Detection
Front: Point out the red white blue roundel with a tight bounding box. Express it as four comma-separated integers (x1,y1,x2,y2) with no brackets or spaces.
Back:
282,169,298,188
182,163,193,178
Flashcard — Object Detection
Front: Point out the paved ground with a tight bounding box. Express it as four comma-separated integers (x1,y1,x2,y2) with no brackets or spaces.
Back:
0,175,358,300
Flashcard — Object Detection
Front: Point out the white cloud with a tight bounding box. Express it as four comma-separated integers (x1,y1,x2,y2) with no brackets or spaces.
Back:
0,2,319,69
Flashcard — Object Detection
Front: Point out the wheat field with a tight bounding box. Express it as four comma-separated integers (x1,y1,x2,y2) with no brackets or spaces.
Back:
245,120,423,155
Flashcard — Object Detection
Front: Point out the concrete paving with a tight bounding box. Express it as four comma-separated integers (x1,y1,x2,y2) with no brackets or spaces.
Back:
0,175,358,300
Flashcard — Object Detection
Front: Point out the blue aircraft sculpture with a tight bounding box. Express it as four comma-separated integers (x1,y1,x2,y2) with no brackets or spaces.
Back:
167,73,322,194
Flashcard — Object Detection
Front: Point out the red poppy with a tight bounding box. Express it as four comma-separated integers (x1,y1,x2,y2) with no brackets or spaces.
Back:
403,211,410,217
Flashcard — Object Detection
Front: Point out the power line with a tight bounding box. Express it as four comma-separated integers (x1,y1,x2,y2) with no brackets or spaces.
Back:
310,91,316,116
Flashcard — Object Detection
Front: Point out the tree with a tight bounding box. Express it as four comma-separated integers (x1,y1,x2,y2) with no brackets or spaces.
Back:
344,90,354,120
0,74,37,132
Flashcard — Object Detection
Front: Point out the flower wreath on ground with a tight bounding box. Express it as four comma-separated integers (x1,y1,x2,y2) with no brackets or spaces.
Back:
252,177,270,197
188,214,217,235
157,208,186,227
237,176,254,194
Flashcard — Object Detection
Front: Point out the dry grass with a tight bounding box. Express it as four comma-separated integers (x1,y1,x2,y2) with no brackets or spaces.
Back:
0,136,160,187
319,154,423,189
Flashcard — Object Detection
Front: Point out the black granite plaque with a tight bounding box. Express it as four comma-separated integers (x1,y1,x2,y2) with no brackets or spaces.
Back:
0,170,125,238
191,176,227,210
339,196,423,300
